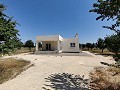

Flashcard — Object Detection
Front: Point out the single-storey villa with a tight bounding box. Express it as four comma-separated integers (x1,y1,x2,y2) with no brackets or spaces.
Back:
35,34,80,54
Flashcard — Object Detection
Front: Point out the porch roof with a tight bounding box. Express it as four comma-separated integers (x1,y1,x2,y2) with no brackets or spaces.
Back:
36,35,63,42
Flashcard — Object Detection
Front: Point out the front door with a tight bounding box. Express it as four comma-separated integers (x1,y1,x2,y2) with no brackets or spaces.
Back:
46,43,51,50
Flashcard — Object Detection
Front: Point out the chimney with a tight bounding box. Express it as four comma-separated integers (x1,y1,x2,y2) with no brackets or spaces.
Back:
75,33,78,38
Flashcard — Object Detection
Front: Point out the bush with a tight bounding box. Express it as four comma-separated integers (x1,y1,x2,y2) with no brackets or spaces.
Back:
113,54,120,62
24,40,34,52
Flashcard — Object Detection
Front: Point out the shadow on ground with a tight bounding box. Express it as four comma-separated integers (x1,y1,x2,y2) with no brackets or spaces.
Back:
42,73,90,90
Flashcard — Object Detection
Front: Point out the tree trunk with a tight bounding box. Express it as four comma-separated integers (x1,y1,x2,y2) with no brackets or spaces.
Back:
88,48,89,50
115,52,118,56
91,48,92,50
102,49,104,53
114,52,119,62
29,47,31,52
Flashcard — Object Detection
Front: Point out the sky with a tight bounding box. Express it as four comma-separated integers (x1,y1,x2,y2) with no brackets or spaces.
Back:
1,0,114,43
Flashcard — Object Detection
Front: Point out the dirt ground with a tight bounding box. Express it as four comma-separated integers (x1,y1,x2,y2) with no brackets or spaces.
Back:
0,51,115,90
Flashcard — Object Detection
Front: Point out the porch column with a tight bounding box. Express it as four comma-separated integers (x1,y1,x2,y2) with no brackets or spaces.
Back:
57,41,60,52
36,41,38,51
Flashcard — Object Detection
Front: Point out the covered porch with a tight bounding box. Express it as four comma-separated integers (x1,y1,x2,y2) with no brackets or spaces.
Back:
35,35,63,54
36,41,61,51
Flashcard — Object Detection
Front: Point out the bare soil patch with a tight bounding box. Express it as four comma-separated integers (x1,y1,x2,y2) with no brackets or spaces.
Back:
0,58,32,84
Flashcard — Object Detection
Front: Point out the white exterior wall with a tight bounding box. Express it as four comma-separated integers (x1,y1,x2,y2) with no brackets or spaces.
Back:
61,38,79,52
36,35,80,53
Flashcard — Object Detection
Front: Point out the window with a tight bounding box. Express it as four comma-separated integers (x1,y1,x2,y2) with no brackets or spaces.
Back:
70,43,75,47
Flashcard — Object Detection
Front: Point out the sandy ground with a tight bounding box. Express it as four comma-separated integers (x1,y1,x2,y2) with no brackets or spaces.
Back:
0,51,115,90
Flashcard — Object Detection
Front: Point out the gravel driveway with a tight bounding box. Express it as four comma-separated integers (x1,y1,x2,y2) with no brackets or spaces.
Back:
0,51,115,90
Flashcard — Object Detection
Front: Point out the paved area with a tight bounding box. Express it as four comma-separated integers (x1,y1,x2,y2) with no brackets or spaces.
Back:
34,51,93,56
0,51,115,90
59,51,92,56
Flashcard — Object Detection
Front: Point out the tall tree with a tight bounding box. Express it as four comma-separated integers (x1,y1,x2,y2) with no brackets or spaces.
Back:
79,44,86,49
90,43,95,50
0,4,21,54
24,40,34,52
86,43,95,50
86,43,91,50
97,38,106,53
90,0,120,33
105,34,120,55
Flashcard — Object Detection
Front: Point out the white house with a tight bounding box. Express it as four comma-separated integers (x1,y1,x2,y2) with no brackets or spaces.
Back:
35,34,80,54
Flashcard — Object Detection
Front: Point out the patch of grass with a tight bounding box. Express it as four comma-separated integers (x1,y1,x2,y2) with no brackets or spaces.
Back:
89,67,120,90
83,48,114,56
14,47,35,54
0,58,32,84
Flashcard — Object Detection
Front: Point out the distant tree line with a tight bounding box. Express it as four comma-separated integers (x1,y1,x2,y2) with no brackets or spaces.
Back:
80,34,120,56
23,40,34,52
79,43,96,51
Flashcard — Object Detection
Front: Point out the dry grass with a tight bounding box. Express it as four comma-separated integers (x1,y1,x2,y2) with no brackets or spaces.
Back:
13,47,35,55
83,48,114,56
89,67,120,90
0,58,32,84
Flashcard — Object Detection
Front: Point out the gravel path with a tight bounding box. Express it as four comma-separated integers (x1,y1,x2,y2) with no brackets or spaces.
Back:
0,51,115,90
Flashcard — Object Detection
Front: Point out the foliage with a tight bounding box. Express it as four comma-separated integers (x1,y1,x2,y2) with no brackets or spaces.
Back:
113,54,120,62
0,4,6,17
79,44,86,49
90,0,120,66
90,0,120,33
97,38,106,53
84,48,113,56
90,43,95,50
105,34,120,55
86,43,91,50
0,4,21,55
24,40,34,51
86,43,95,50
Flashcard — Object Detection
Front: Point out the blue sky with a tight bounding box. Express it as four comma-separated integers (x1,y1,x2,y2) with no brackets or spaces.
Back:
1,0,114,43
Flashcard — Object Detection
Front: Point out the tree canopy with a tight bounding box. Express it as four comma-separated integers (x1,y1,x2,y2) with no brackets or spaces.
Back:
0,4,21,54
24,40,34,51
97,38,106,53
86,43,95,50
105,34,120,55
90,0,120,33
